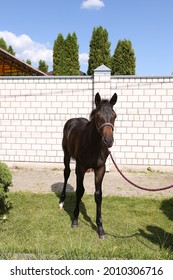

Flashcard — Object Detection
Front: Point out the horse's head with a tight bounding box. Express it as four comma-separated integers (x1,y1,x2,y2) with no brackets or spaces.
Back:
94,92,117,148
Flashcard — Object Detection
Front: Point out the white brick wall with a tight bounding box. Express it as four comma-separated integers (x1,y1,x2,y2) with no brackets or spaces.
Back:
0,76,93,164
0,68,173,170
111,75,173,169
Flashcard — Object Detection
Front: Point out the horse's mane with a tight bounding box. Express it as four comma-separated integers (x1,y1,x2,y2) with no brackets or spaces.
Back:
90,99,109,119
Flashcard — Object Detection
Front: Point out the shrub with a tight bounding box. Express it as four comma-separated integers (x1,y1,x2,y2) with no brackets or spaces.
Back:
0,162,12,215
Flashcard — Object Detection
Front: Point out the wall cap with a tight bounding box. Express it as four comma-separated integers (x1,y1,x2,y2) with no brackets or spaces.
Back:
94,64,111,72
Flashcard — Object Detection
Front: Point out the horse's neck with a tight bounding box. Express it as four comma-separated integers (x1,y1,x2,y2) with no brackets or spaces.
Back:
87,119,102,147
87,119,108,164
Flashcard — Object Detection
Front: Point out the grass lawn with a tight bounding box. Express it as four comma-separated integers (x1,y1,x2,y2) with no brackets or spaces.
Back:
0,191,173,259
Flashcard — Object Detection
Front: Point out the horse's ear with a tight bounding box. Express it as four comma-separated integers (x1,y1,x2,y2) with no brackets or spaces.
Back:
95,92,101,107
110,93,117,107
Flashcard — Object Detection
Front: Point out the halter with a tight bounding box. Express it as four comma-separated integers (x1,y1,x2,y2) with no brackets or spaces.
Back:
96,122,114,132
99,122,114,131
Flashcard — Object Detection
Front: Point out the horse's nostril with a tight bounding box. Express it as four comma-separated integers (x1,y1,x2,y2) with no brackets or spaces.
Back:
102,137,113,147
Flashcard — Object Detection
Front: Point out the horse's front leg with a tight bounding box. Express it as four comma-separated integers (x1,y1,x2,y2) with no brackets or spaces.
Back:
72,164,85,228
94,165,106,239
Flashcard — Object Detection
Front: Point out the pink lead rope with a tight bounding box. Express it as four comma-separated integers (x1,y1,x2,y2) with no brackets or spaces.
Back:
108,150,173,192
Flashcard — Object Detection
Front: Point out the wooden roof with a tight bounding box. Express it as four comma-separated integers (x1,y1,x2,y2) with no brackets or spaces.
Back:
0,48,47,76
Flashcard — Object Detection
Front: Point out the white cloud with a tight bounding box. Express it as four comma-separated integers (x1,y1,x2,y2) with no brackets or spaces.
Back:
81,0,105,10
0,31,88,72
79,53,89,65
0,31,52,69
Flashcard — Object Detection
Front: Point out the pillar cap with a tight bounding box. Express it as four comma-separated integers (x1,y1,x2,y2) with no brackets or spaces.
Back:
94,64,111,72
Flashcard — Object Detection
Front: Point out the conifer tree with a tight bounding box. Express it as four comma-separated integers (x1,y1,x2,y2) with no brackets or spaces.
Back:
26,59,31,65
53,32,80,75
38,60,48,73
112,39,136,75
0,38,15,55
7,45,15,55
0,37,8,50
87,26,111,75
53,33,65,75
65,32,80,75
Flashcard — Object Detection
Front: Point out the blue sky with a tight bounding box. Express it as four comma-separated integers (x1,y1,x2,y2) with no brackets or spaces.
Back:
0,0,173,75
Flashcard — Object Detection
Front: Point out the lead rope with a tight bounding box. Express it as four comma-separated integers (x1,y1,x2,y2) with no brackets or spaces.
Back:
108,150,173,192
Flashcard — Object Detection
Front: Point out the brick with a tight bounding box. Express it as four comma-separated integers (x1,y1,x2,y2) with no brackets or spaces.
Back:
167,89,173,95
144,102,155,108
162,82,173,89
160,140,171,147
136,152,147,159
138,140,149,146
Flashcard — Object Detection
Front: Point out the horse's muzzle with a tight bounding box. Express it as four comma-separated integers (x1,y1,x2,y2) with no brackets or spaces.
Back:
102,136,114,148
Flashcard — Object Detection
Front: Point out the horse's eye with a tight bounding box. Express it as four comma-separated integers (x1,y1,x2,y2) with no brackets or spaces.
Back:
112,112,117,119
96,114,100,121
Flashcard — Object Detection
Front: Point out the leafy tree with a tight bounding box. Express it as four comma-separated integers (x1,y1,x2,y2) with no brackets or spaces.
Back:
38,59,48,73
112,39,136,75
0,37,8,51
64,32,80,75
53,33,66,75
87,26,111,75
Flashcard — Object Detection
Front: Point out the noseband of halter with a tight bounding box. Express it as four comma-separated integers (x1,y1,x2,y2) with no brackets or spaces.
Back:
96,122,114,132
99,122,114,131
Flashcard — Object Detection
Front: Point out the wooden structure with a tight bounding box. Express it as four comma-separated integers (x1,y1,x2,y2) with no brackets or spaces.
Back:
0,48,47,76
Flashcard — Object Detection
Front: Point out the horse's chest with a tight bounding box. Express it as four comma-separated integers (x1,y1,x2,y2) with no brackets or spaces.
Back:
78,146,107,168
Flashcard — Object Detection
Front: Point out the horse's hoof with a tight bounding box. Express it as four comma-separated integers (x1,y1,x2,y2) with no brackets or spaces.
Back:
71,224,78,228
98,228,106,239
59,201,64,209
99,234,106,240
71,219,78,228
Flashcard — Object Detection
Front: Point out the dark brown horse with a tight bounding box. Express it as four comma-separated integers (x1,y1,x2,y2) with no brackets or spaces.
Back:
60,92,118,238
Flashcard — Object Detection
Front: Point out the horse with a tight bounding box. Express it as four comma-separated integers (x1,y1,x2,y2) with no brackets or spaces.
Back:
60,92,118,239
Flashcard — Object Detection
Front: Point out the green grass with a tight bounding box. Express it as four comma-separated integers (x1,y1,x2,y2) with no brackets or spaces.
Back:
0,191,173,260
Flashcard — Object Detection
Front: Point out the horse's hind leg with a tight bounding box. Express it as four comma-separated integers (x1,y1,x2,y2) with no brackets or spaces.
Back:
59,150,71,208
72,164,85,227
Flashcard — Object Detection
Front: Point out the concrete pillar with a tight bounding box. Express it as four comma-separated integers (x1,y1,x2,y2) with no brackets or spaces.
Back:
94,64,111,97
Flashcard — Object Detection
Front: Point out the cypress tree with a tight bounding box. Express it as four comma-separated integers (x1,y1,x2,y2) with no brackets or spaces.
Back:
112,39,136,75
26,59,31,65
53,33,65,75
7,45,15,55
53,32,80,75
0,38,15,55
0,37,8,51
38,60,48,73
87,26,111,75
65,32,80,75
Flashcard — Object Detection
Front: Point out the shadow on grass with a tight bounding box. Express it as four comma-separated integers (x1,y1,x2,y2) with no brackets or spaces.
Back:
51,183,141,240
106,232,140,239
139,225,173,250
160,198,173,221
137,198,173,250
51,182,74,194
51,183,97,233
